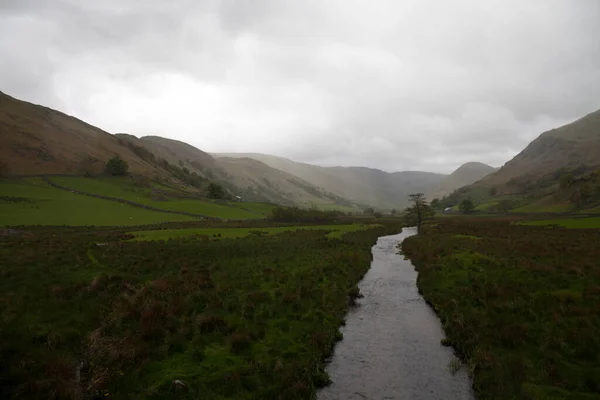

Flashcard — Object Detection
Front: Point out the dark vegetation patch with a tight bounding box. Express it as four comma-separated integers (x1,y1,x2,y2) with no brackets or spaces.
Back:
0,221,403,399
402,217,600,400
0,196,32,204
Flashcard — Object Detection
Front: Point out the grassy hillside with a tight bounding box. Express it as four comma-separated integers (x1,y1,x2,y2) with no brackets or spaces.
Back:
114,135,362,209
213,152,445,209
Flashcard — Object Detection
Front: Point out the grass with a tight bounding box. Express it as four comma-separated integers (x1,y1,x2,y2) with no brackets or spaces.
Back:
0,178,198,226
0,221,404,399
519,217,600,229
579,204,600,214
512,202,575,213
312,203,360,213
228,202,276,215
474,201,499,211
402,217,600,399
51,177,264,220
130,224,380,241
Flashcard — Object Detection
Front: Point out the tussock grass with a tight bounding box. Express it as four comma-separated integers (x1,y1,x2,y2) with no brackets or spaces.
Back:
0,221,404,399
403,217,600,399
129,223,380,241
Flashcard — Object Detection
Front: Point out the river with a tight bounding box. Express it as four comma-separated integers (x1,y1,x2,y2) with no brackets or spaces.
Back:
318,228,473,400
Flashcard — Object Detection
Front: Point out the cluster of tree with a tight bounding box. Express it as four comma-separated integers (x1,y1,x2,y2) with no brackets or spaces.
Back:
559,170,600,208
270,206,341,223
362,207,383,218
207,183,226,199
105,156,129,176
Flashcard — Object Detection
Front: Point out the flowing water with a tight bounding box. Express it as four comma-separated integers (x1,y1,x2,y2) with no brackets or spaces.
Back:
318,228,473,400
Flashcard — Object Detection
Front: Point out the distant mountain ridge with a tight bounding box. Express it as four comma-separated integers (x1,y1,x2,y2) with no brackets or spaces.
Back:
429,162,497,200
213,152,446,209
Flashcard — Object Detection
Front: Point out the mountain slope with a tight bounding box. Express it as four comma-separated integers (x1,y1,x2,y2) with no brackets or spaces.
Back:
441,108,600,211
213,153,445,209
109,136,362,207
430,162,497,200
0,91,159,176
474,109,600,191
216,157,358,206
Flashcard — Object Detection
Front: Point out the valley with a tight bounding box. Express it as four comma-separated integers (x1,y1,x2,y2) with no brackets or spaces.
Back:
1,88,600,400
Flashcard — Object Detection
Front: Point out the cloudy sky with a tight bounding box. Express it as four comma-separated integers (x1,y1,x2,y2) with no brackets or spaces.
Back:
1,0,599,173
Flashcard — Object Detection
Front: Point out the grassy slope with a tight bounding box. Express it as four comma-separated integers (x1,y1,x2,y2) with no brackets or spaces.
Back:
0,178,197,226
130,224,379,241
402,217,600,400
0,222,404,399
51,177,263,220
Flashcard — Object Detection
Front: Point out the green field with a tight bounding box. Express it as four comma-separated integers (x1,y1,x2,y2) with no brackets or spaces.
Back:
474,201,500,211
403,217,600,399
51,177,266,220
130,223,379,241
580,204,600,214
512,202,575,213
520,217,600,229
0,220,404,399
0,178,198,226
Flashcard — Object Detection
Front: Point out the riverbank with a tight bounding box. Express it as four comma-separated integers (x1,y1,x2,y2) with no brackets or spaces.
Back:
402,217,600,399
319,228,472,400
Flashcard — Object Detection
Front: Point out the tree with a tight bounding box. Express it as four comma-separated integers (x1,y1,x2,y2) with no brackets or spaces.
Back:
489,187,498,196
105,156,129,176
430,198,441,210
459,199,475,214
404,193,435,233
207,182,226,199
363,207,374,215
390,208,397,216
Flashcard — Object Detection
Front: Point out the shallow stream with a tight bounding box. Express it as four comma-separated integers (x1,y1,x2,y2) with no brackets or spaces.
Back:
318,228,473,400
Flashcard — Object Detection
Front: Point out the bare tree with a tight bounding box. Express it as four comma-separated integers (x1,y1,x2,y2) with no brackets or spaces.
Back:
404,193,434,233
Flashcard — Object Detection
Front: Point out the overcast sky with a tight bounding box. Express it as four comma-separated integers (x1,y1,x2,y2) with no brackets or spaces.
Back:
1,0,599,173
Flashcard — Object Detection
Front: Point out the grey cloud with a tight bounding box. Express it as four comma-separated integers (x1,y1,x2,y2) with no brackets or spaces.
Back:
1,0,599,174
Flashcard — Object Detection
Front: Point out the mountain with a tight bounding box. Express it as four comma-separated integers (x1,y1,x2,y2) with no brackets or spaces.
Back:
1,90,445,209
114,134,364,207
430,162,497,200
213,153,445,209
0,91,160,176
0,91,368,207
479,109,600,189
441,109,600,212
